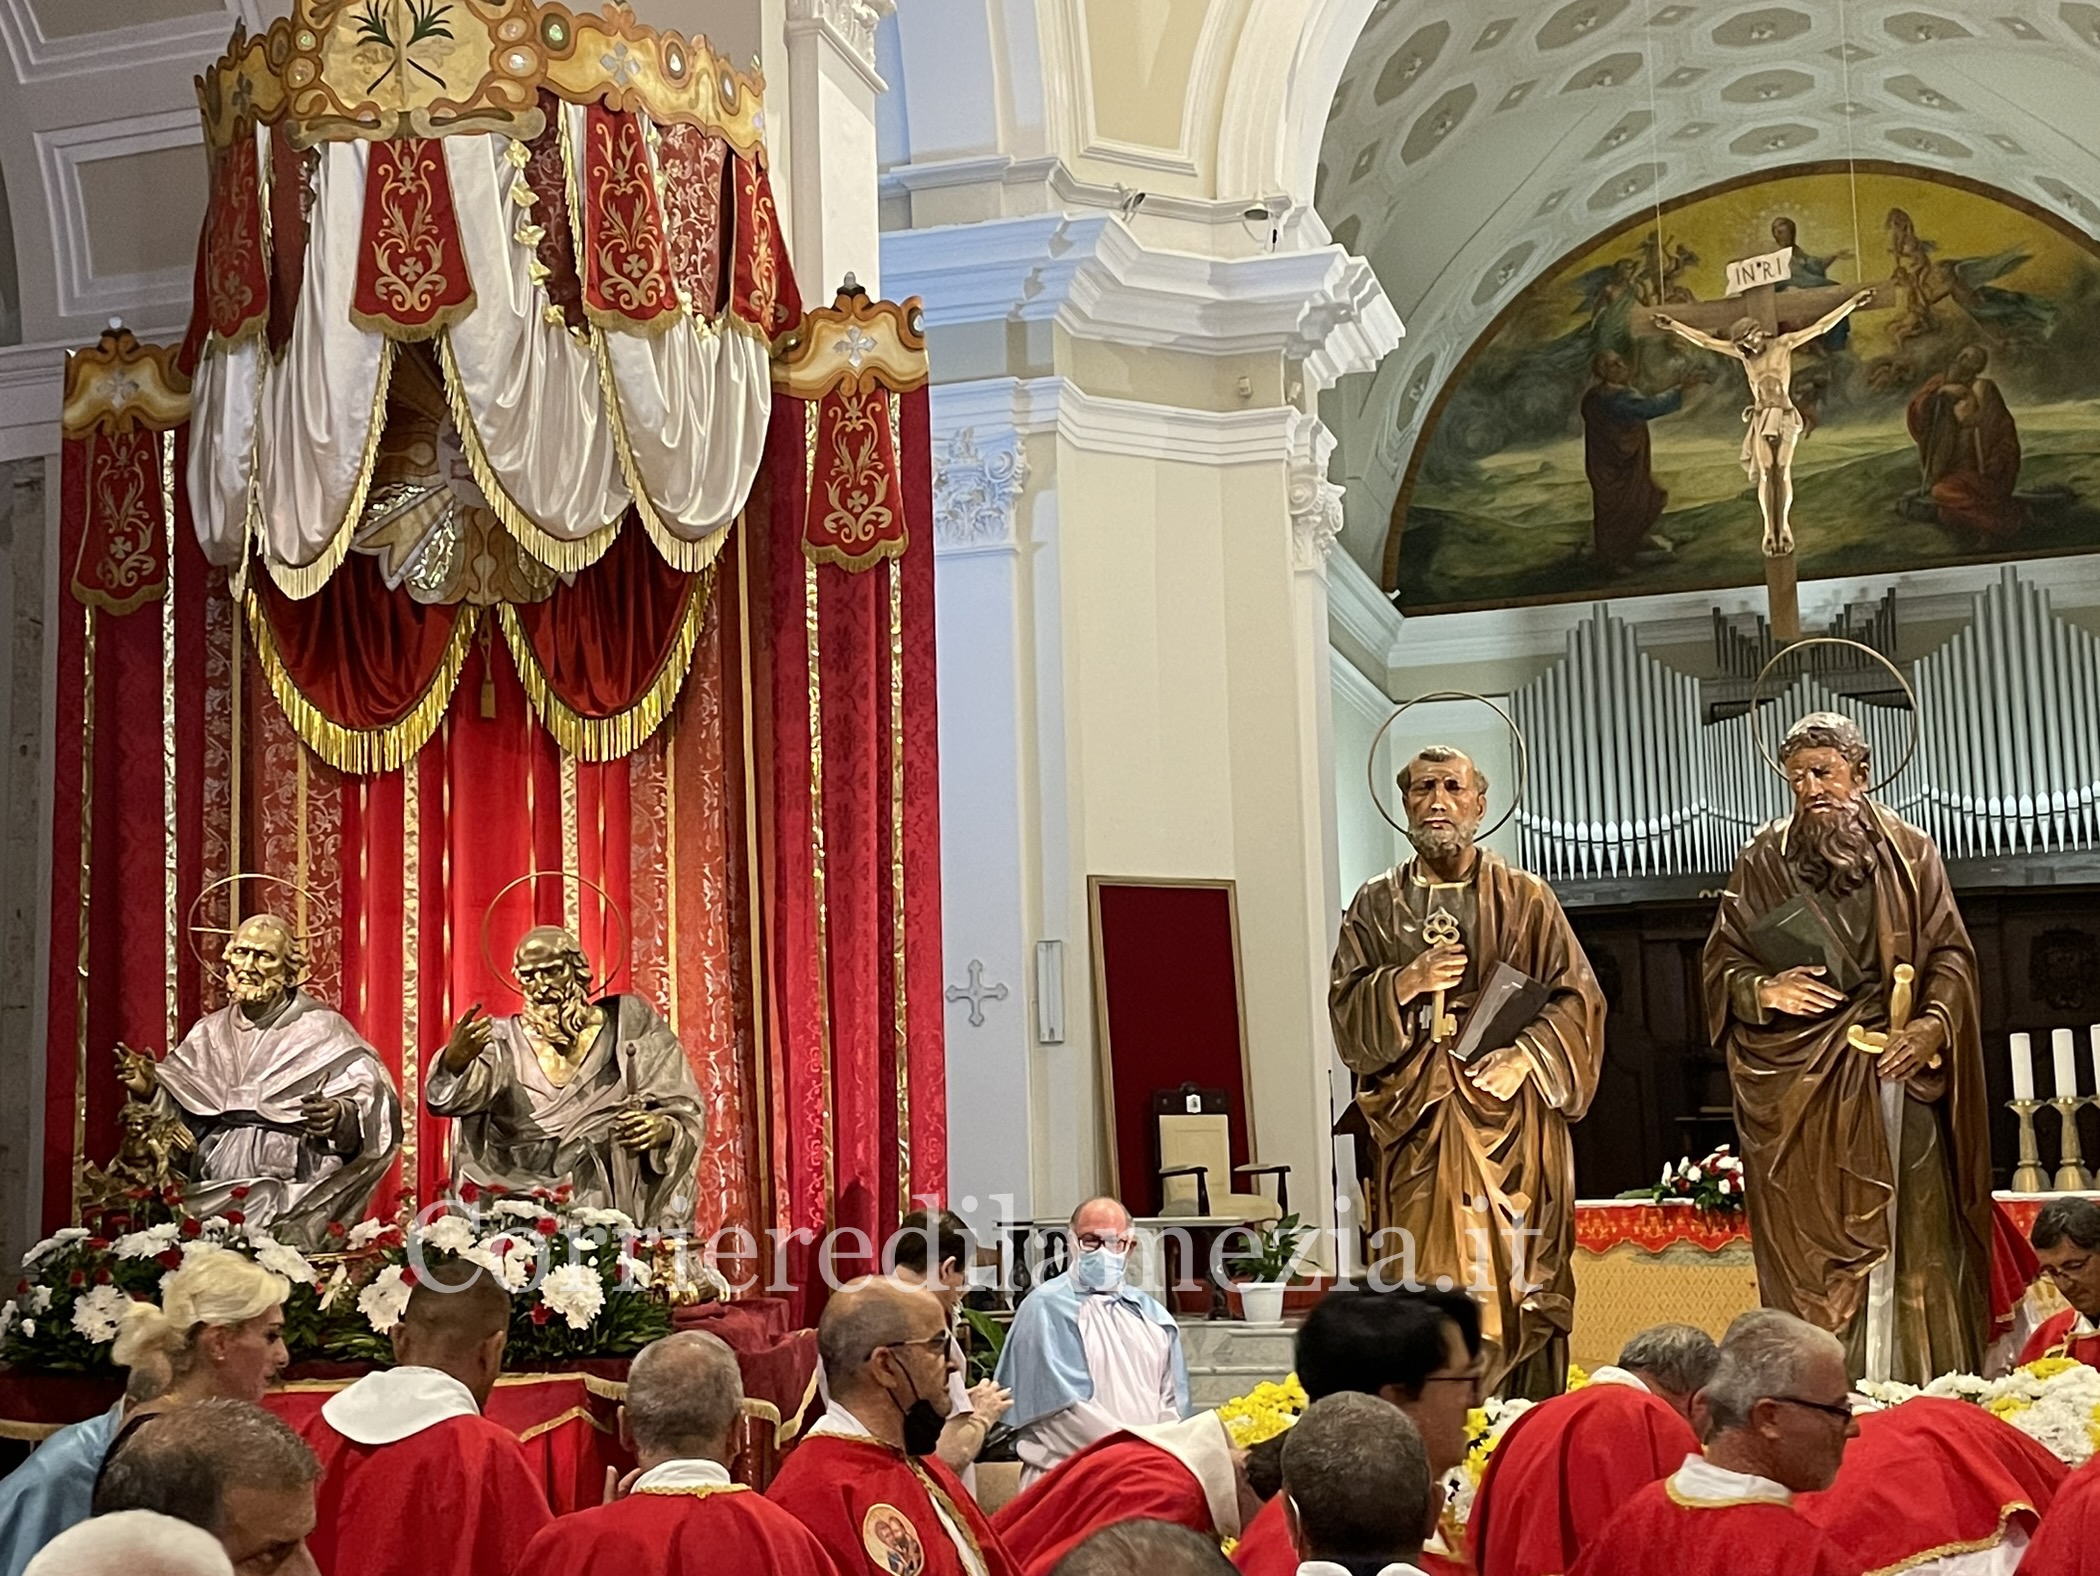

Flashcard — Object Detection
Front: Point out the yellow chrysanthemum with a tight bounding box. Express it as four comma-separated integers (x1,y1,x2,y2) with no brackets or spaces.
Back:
1985,1393,2035,1419
1217,1373,1310,1446
1567,1362,1591,1391
2022,1356,2082,1382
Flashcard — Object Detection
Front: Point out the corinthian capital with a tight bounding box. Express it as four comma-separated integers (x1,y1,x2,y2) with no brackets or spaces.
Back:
786,0,896,84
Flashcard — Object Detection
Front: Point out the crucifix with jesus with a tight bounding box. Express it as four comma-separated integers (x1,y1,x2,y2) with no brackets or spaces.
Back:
1645,244,1887,638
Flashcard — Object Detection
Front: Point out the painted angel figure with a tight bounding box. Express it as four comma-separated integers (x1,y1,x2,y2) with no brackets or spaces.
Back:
1650,289,1876,557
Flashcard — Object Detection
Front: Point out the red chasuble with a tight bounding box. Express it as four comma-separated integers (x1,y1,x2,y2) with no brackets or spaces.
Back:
513,1484,843,1576
769,1432,1021,1576
301,1412,553,1576
1568,1478,1854,1576
993,1432,1216,1576
1795,1396,2063,1570
2019,1308,2100,1368
1471,1382,1698,1576
1230,1494,1466,1576
2022,1455,2100,1576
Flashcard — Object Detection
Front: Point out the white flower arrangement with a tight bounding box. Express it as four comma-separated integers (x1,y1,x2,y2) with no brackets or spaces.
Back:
249,1237,318,1287
357,1265,414,1335
69,1284,134,1344
417,1214,479,1255
1637,1145,1747,1212
347,1219,392,1248
112,1223,180,1260
23,1229,89,1268
537,1264,605,1331
1859,1357,2100,1466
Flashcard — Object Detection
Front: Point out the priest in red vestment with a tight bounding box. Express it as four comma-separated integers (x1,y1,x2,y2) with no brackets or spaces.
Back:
298,1261,552,1576
993,1411,1254,1575
1570,1312,1856,1576
513,1329,839,1576
2020,1198,2100,1368
770,1278,1020,1576
1280,1393,1438,1575
2022,1454,2100,1576
1796,1396,2064,1572
1470,1324,1715,1576
1232,1288,1480,1576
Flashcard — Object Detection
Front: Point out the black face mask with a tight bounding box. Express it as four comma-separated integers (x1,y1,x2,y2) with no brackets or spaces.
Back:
892,1365,946,1457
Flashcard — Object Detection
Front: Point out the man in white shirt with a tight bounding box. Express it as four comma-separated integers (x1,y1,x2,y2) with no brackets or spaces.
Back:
1282,1393,1434,1576
997,1197,1188,1485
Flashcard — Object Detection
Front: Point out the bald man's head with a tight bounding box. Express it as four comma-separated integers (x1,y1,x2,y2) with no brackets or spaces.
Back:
818,1277,956,1447
393,1260,512,1405
623,1331,745,1467
1051,1520,1236,1576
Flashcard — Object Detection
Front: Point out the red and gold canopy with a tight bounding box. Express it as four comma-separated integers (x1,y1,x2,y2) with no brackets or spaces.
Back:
185,0,800,600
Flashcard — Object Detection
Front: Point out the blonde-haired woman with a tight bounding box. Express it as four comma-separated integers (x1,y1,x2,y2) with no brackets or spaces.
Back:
0,1251,290,1576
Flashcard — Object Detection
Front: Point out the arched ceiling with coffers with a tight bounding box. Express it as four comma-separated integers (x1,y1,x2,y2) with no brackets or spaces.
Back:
1316,0,2100,586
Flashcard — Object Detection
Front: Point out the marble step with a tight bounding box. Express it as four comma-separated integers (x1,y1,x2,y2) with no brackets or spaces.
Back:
1177,1317,1296,1406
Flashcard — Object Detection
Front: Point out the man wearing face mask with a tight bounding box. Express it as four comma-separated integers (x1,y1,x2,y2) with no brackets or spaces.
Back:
996,1198,1189,1486
769,1278,1021,1576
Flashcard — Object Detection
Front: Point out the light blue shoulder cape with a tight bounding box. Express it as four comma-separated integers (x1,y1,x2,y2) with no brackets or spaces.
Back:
0,1401,124,1576
993,1271,1189,1431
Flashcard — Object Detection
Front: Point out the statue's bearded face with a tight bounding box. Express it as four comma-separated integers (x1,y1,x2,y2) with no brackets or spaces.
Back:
1784,744,1876,895
222,918,294,1008
514,930,595,1043
1402,753,1486,866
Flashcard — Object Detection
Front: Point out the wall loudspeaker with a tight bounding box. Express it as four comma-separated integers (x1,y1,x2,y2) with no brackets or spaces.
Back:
1035,939,1065,1044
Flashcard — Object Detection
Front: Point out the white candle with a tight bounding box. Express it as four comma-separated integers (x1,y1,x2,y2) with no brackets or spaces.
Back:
2053,1028,2080,1099
2011,1033,2035,1102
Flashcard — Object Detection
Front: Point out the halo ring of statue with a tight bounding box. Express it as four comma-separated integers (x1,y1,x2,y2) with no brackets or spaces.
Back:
1367,690,1531,843
1750,637,1920,789
185,871,320,979
478,869,631,997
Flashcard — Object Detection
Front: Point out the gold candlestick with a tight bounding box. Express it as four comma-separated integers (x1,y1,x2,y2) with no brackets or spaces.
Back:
2008,1099,2048,1194
2050,1096,2093,1192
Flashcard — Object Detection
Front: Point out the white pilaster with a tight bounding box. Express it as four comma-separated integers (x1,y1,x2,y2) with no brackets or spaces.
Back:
784,0,892,296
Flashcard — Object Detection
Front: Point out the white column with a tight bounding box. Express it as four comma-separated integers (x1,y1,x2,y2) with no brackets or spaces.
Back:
931,387,1040,1232
783,0,893,297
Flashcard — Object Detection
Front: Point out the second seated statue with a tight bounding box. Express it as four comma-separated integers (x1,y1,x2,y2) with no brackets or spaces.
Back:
428,925,706,1231
1330,744,1606,1399
122,913,402,1247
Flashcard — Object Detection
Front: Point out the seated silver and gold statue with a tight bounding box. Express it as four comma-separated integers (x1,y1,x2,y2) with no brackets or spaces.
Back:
427,925,706,1231
118,913,402,1246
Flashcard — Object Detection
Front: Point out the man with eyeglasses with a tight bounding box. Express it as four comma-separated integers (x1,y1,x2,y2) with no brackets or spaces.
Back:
2018,1197,2100,1369
1570,1311,1857,1576
769,1277,1020,1576
1231,1287,1482,1576
996,1198,1188,1487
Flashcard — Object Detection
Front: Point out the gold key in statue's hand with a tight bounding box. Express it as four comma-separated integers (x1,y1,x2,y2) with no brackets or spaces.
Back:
1423,910,1463,1044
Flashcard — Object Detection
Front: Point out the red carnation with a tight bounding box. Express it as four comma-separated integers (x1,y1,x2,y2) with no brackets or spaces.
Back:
178,1218,201,1239
459,1182,482,1204
222,1211,247,1227
68,1271,85,1287
157,1250,182,1270
530,1303,551,1325
93,1269,111,1285
229,1186,250,1201
126,1187,149,1201
553,1184,573,1204
327,1221,347,1239
536,1217,558,1236
400,1266,419,1288
12,1280,25,1295
161,1186,182,1204
86,1238,108,1251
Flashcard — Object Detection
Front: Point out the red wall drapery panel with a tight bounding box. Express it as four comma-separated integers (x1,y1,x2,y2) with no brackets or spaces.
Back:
752,373,946,1314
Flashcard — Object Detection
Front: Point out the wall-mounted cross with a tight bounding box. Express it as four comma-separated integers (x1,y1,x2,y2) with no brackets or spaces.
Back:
945,960,1009,1027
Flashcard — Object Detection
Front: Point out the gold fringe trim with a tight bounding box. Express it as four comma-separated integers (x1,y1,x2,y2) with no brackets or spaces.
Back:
496,564,714,761
587,325,735,576
434,330,620,574
1862,1502,2035,1576
515,1404,615,1443
261,339,399,600
243,587,481,773
348,287,480,343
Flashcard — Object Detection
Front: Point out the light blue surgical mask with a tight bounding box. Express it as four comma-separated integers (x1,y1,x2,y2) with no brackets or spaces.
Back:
1074,1246,1127,1293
